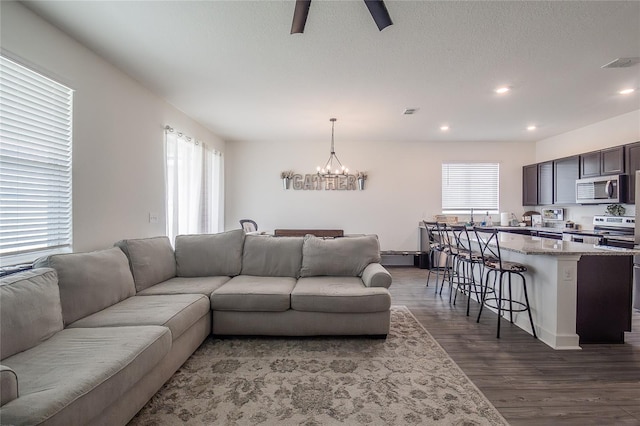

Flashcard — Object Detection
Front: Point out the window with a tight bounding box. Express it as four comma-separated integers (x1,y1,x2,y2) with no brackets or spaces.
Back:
441,163,499,213
0,55,73,266
165,127,223,243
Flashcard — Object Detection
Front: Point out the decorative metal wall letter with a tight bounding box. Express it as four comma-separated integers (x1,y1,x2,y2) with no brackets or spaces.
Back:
280,171,367,190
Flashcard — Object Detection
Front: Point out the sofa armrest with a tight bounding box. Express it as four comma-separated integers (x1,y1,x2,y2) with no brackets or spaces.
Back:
361,263,392,289
1,364,18,406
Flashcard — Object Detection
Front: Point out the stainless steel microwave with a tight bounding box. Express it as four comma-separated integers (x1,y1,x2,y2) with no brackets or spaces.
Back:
575,174,627,204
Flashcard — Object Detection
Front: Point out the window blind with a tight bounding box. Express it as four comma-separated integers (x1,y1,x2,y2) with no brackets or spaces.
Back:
0,55,73,265
441,163,499,213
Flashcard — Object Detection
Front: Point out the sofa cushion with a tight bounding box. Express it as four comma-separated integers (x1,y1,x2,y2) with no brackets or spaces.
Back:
0,326,170,426
0,268,63,359
67,294,209,341
241,235,303,277
291,277,391,313
300,235,381,277
34,247,136,326
175,229,245,277
137,276,231,296
0,365,18,406
211,275,296,312
115,236,176,292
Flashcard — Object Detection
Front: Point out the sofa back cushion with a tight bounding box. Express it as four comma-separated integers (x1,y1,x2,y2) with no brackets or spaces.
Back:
34,248,136,326
175,229,245,277
300,234,381,277
0,268,63,360
115,236,176,292
241,235,303,277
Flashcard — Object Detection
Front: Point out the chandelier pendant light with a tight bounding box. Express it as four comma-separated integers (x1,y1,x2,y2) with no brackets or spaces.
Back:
317,118,349,177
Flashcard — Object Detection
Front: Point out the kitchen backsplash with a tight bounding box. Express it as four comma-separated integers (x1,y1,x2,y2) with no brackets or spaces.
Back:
534,203,636,230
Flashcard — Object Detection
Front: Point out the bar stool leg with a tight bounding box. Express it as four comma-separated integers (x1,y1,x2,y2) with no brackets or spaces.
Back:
496,271,504,339
508,273,514,324
519,272,538,339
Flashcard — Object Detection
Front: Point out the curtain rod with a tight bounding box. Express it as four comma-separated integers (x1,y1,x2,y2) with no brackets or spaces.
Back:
165,125,222,157
165,125,200,145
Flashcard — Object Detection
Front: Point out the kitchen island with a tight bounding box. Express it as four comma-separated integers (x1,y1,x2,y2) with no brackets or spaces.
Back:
468,232,638,350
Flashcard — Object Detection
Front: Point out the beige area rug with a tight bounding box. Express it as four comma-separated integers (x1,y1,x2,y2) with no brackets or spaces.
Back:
129,306,507,425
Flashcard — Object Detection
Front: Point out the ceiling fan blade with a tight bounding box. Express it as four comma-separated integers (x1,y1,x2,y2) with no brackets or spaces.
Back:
363,0,393,31
291,0,312,34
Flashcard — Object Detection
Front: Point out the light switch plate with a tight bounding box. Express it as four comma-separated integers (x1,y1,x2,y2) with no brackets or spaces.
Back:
149,212,159,223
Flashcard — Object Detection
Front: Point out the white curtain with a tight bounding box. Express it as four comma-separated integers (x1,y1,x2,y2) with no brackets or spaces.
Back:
165,128,223,243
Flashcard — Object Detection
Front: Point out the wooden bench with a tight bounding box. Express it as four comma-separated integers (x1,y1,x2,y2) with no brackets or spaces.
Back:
380,250,429,268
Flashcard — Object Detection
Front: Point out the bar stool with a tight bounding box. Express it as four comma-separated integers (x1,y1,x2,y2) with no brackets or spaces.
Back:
450,225,485,315
473,227,537,339
434,222,457,296
423,221,447,289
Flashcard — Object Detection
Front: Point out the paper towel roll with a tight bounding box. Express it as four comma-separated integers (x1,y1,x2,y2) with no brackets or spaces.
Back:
500,212,510,226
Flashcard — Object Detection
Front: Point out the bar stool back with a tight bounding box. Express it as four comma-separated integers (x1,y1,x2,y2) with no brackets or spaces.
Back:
473,227,537,339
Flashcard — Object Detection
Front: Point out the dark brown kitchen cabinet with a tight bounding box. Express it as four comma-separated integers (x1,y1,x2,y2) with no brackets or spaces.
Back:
601,146,625,175
538,161,554,206
625,141,640,203
580,147,625,178
553,155,579,205
522,164,538,205
580,151,601,178
576,255,633,343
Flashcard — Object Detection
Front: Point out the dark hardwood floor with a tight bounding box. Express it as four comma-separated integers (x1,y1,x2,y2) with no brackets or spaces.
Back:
388,266,640,425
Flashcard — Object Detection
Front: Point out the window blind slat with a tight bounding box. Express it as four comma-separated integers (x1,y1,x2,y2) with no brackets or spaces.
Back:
0,55,73,265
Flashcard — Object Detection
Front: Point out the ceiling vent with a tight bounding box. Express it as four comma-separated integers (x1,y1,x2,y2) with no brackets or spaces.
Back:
403,108,419,115
601,57,640,69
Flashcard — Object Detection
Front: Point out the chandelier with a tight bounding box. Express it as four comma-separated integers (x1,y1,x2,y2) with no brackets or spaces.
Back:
317,118,349,177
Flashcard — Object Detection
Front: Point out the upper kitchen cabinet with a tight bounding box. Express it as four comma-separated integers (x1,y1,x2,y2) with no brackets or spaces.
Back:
538,161,554,206
554,155,579,205
580,151,601,178
580,146,625,178
601,146,625,175
523,164,538,205
522,161,555,206
625,141,640,204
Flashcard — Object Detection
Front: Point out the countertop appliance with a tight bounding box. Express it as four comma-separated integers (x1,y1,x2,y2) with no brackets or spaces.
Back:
575,174,627,204
542,208,564,221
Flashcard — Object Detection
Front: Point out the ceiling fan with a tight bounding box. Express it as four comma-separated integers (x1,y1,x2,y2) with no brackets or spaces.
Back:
291,0,393,34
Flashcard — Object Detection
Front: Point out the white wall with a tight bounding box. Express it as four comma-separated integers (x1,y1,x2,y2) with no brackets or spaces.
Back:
535,110,640,163
533,110,640,228
0,1,225,252
225,139,535,250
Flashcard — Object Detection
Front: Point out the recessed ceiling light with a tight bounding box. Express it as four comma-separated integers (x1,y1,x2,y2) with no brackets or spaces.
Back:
440,125,449,131
495,86,510,94
527,125,537,131
619,88,636,95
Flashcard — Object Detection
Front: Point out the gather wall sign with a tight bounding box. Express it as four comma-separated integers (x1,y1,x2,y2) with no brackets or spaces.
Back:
280,171,367,191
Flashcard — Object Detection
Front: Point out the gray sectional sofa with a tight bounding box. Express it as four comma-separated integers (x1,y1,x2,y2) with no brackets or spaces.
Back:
0,230,392,425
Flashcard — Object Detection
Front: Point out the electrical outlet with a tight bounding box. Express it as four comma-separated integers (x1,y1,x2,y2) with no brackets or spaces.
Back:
562,268,573,281
149,212,159,224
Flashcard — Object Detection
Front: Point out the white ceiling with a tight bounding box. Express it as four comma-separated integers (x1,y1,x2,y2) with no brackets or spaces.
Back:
22,0,640,144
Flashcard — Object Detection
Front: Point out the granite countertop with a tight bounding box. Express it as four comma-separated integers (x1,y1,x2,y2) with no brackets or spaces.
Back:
488,232,640,256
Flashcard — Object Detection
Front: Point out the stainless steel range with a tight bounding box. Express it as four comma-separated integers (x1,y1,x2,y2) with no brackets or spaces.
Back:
593,215,635,248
